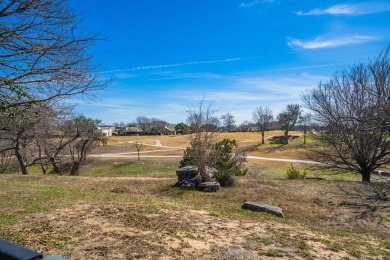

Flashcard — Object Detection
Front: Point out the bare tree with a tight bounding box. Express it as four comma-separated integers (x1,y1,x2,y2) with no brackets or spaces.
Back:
252,106,273,144
203,116,220,132
149,118,168,135
0,105,58,175
220,113,236,132
113,121,126,135
132,140,143,161
299,113,312,144
186,99,218,182
44,115,85,175
0,0,109,115
367,46,390,129
0,149,13,174
67,116,106,175
0,106,105,176
302,45,390,182
136,116,150,135
0,0,108,174
238,120,252,132
277,104,301,144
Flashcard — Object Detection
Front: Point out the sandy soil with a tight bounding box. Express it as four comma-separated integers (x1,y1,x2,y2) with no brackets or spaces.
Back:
6,176,388,260
14,201,377,260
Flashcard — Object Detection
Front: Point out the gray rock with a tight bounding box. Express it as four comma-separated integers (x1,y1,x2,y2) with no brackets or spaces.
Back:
205,166,218,179
372,170,390,178
241,201,284,217
198,182,220,192
175,165,219,190
175,166,202,189
176,166,198,178
178,180,193,190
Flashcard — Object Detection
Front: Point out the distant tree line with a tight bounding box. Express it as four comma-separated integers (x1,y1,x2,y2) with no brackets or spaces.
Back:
110,107,311,141
111,117,172,135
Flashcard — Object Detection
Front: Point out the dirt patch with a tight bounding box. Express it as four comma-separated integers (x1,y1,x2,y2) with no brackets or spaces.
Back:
11,199,388,259
2,171,389,259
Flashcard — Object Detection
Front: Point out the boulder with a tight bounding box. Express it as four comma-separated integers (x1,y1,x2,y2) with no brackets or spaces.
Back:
205,166,217,179
175,165,219,189
176,166,198,178
178,180,195,190
175,166,202,189
198,182,220,192
241,201,284,218
372,170,390,178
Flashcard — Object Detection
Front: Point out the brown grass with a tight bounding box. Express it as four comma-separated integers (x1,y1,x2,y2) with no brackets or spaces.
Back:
1,173,389,259
98,131,309,160
106,131,289,147
1,132,389,259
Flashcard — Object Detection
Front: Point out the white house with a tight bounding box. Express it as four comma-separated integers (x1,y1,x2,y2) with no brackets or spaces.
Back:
97,126,116,136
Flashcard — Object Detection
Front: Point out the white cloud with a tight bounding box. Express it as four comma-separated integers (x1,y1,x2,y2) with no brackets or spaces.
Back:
295,2,390,16
287,35,377,49
146,72,225,82
114,73,138,79
102,57,241,74
239,0,273,8
235,75,318,97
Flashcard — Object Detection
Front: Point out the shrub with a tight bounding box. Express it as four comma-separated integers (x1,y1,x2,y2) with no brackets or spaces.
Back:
178,146,195,168
286,164,307,179
179,138,248,186
215,170,236,187
213,139,248,186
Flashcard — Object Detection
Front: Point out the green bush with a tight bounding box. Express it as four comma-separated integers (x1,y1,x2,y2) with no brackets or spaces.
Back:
216,170,236,187
178,146,194,168
286,164,307,179
179,138,248,187
213,139,248,186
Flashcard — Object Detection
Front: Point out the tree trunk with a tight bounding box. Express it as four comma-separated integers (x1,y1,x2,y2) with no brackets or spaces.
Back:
284,130,289,144
15,135,29,175
261,131,265,144
15,148,29,175
19,162,29,175
198,157,210,182
303,130,307,144
50,157,62,175
361,171,371,182
40,164,47,175
70,161,81,176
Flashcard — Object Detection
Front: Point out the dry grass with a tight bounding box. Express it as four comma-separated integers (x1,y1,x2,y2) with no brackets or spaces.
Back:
0,172,389,259
106,131,290,147
1,132,389,259
97,131,309,160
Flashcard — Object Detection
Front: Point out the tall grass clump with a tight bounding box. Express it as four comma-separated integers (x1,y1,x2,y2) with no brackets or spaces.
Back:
286,164,307,179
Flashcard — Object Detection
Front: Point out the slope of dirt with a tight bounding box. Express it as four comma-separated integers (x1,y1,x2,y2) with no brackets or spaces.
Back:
2,175,388,259
11,201,385,260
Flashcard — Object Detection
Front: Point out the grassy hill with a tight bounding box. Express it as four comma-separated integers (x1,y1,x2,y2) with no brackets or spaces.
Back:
1,132,389,259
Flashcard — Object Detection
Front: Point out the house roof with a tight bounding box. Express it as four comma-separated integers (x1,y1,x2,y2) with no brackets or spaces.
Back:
165,124,176,132
126,126,142,132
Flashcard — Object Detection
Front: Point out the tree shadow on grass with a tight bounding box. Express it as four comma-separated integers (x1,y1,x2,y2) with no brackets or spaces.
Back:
325,182,390,235
269,135,299,144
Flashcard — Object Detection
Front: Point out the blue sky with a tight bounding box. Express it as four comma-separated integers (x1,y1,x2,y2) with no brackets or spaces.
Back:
69,0,390,125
